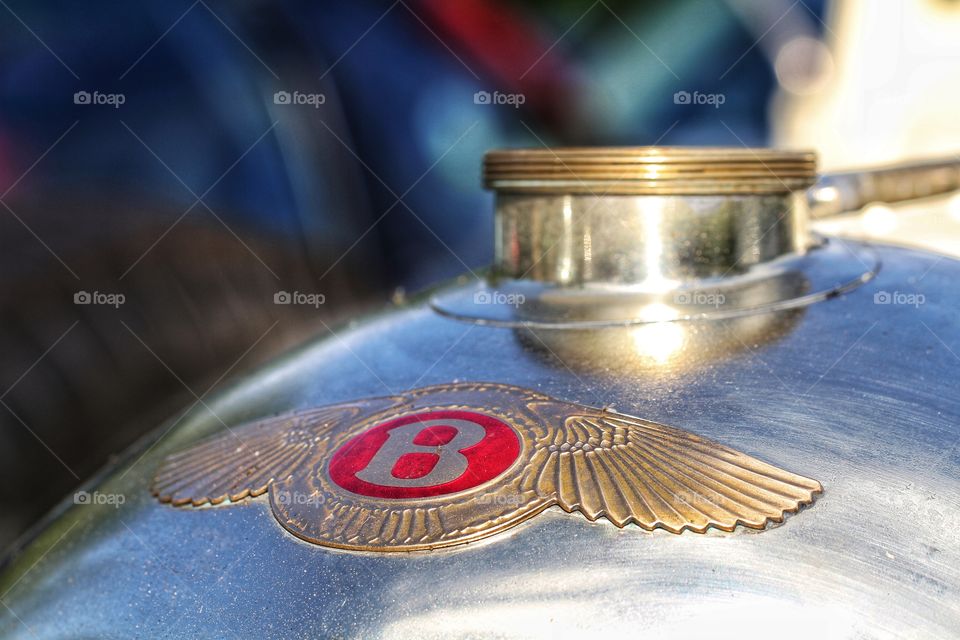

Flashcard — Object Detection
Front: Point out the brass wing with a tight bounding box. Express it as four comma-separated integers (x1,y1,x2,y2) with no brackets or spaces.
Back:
522,401,822,533
152,397,403,507
152,383,822,551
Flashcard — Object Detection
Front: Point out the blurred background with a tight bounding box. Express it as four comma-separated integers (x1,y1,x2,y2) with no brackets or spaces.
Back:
1,0,960,550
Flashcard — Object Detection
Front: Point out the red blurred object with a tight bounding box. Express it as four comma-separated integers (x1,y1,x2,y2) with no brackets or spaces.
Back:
419,0,586,136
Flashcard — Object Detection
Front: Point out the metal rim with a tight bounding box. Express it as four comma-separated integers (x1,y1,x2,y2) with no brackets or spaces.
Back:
430,237,880,329
484,147,818,195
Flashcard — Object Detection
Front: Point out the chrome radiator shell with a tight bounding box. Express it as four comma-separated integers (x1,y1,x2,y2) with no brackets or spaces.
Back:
1,148,958,639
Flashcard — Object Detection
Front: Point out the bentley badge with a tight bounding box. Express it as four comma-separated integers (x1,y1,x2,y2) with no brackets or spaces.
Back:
153,383,822,551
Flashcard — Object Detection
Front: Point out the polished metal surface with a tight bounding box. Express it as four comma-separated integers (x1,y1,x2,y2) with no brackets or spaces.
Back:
432,237,878,327
1,148,959,639
487,147,817,288
436,148,876,327
493,192,810,286
0,243,959,638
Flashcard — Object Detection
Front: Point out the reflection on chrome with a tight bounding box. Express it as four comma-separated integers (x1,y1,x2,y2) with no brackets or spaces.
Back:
630,321,685,365
630,303,684,364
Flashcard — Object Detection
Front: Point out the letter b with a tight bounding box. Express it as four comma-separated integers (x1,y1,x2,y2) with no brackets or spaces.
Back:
355,419,485,487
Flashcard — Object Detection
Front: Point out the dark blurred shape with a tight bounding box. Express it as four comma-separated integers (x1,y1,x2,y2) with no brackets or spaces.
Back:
0,197,378,545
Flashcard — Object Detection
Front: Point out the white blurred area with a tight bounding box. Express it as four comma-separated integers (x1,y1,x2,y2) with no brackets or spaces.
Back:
769,0,960,256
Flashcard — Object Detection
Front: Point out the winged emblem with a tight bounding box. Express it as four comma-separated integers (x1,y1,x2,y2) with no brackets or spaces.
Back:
153,383,821,551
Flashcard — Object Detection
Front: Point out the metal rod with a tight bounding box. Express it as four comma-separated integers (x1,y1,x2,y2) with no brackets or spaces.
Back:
808,155,960,218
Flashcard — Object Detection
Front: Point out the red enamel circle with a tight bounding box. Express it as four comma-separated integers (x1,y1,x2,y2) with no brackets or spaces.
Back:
328,410,521,499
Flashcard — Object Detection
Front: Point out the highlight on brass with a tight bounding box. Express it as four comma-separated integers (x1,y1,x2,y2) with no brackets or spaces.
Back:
153,383,822,551
483,147,818,194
